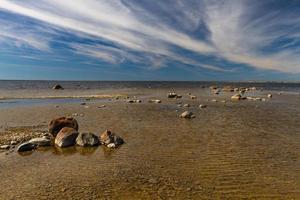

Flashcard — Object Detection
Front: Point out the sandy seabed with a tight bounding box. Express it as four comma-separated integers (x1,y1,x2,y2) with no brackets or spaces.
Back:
0,87,299,199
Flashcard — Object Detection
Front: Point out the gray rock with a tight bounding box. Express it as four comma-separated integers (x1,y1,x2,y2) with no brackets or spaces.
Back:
199,104,207,108
55,127,79,148
107,143,116,148
231,94,242,100
167,93,177,98
29,138,51,147
183,104,190,107
149,99,161,103
100,130,124,147
17,142,37,152
76,132,100,147
127,99,141,103
180,111,195,119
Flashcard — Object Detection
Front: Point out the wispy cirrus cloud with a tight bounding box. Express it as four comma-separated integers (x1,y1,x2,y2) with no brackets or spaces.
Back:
0,18,50,51
204,0,300,73
0,0,299,77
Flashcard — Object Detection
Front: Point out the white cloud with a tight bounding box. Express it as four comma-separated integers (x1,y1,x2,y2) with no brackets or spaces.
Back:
204,0,300,73
0,0,299,74
0,19,50,51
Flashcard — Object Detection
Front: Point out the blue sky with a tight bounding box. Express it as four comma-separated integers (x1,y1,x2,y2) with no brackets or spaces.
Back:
0,0,299,81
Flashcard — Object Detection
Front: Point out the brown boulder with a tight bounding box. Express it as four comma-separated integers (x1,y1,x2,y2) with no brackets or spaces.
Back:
55,127,79,148
49,117,78,137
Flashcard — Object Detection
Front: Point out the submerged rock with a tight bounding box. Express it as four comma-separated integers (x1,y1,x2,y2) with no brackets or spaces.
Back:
246,97,255,100
210,85,218,90
222,86,234,92
180,111,195,119
267,94,272,98
127,99,141,103
149,99,161,103
52,84,64,90
212,90,220,95
48,117,79,137
183,104,190,107
167,93,177,98
231,94,242,100
29,138,51,147
55,127,79,148
100,130,124,147
199,104,207,108
17,142,37,152
76,132,100,147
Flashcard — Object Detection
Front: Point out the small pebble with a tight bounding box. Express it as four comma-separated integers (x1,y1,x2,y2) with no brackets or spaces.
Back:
0,145,10,150
107,143,116,148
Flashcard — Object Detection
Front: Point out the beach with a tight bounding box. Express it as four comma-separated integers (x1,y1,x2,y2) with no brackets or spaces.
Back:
0,81,299,199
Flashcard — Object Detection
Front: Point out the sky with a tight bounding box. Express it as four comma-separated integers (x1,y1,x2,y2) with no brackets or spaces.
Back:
0,0,299,81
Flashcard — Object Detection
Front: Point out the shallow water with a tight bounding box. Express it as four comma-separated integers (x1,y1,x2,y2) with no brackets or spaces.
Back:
0,85,299,199
0,98,111,109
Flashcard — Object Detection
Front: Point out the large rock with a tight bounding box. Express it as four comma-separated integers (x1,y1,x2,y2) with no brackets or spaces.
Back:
55,127,79,148
48,117,79,137
99,130,124,147
17,142,37,152
76,132,100,147
52,84,64,90
29,138,51,147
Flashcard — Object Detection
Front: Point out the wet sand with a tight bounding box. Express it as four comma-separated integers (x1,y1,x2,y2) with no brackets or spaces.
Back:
0,87,299,199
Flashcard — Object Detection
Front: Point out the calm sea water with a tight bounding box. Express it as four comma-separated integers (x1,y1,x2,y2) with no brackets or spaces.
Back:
0,80,299,91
